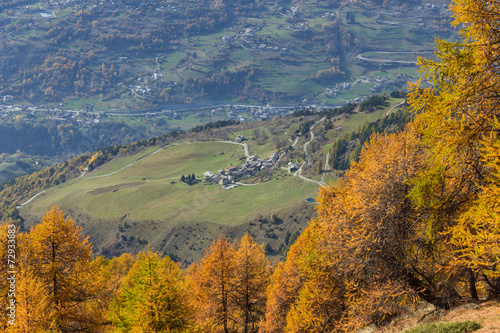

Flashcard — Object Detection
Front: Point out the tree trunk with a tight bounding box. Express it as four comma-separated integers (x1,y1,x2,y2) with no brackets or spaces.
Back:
469,268,479,301
406,270,452,310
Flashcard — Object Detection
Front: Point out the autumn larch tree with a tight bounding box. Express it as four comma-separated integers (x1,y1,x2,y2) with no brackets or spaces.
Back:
189,236,236,333
110,249,192,332
102,252,136,289
8,251,53,333
260,222,345,333
408,0,500,300
261,2,500,332
25,206,108,332
232,234,271,333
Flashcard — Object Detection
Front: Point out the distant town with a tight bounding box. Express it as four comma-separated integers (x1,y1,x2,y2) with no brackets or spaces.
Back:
0,100,341,127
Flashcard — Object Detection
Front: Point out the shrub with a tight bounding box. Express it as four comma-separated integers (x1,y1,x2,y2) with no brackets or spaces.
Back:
403,321,481,333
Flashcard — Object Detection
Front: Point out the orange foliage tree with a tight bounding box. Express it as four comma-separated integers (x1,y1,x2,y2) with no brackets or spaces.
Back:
23,207,109,332
408,0,500,299
190,234,271,333
269,1,500,331
232,234,272,333
261,222,346,333
189,236,237,333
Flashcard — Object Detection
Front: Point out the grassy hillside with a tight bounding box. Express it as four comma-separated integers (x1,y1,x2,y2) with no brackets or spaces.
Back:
20,140,319,263
12,96,409,263
23,141,317,224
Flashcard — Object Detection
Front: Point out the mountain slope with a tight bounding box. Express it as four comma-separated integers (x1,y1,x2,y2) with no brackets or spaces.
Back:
0,0,455,107
9,97,410,263
19,140,319,263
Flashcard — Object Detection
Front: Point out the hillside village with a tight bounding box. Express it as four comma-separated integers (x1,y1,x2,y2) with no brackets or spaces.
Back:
203,149,286,189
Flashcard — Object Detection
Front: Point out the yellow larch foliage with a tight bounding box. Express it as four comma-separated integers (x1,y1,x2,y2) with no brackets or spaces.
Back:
232,234,272,333
24,206,108,332
188,236,237,333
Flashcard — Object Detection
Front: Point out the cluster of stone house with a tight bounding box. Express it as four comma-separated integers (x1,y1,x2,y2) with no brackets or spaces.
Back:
203,170,233,186
236,153,279,176
287,161,299,172
203,152,280,186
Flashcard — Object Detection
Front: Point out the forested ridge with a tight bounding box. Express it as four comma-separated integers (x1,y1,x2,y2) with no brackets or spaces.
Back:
0,121,153,157
1,0,500,331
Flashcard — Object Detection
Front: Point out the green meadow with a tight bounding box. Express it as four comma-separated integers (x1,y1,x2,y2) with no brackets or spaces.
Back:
22,141,319,227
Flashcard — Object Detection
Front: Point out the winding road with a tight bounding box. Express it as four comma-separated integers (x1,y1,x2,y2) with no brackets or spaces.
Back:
356,50,433,65
17,190,48,208
293,118,327,186
320,151,331,184
356,53,417,65
384,101,405,117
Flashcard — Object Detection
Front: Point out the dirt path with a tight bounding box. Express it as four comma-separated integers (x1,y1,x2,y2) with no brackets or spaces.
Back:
235,182,259,186
82,146,169,181
384,101,405,117
17,190,48,208
294,118,327,186
320,151,331,184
